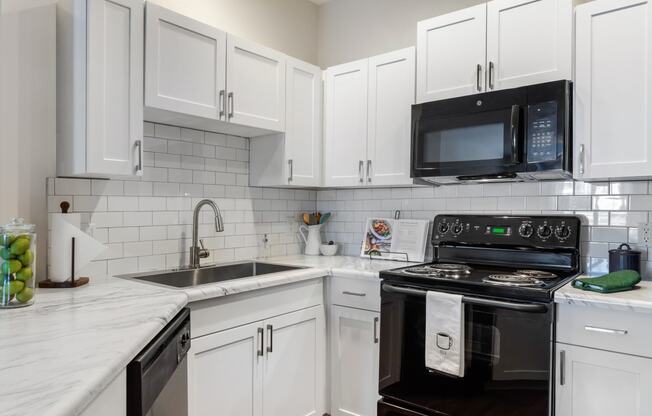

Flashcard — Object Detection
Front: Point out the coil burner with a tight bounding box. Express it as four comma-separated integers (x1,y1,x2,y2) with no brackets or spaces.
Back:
482,274,545,287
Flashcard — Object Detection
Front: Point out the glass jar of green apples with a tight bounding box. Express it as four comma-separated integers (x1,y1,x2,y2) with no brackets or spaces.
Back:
1,218,36,308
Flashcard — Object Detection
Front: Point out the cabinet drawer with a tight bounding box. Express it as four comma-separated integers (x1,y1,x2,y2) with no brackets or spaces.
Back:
330,276,380,312
556,303,652,358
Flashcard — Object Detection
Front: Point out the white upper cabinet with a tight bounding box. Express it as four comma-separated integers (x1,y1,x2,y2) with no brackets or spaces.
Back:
57,0,144,177
143,4,285,136
486,0,571,91
416,4,487,103
574,0,652,180
285,58,322,186
367,47,415,186
324,48,416,187
226,35,286,132
416,0,571,102
145,3,227,120
324,59,369,187
249,57,321,188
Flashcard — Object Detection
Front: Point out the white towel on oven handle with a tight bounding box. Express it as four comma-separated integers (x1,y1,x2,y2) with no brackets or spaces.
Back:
425,290,464,377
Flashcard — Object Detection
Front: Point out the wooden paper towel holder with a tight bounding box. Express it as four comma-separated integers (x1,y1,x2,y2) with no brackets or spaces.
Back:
39,237,89,288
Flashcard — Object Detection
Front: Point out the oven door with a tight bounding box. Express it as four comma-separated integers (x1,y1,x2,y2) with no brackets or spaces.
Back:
411,88,526,180
379,283,553,416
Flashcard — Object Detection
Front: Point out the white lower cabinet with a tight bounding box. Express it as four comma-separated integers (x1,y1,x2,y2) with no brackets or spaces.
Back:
187,281,326,416
330,305,380,416
555,344,652,416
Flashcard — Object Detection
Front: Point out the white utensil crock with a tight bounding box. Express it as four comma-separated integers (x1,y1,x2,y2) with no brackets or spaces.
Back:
299,224,323,256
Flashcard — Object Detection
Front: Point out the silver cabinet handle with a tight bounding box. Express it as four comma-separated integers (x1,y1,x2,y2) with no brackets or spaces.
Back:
266,324,273,353
366,160,372,183
219,89,225,118
476,64,482,92
288,159,293,183
559,350,565,386
134,140,143,175
342,291,366,297
579,144,585,175
488,61,495,90
358,160,364,183
228,92,234,119
584,325,628,335
257,327,264,357
373,316,379,344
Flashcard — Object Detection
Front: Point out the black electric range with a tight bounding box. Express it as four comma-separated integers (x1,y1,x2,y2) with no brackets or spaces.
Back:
377,214,581,416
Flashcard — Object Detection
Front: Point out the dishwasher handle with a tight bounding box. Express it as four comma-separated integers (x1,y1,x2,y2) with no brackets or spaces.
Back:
127,307,191,416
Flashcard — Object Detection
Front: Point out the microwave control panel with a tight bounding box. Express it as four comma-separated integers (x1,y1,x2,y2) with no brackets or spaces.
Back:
527,101,558,163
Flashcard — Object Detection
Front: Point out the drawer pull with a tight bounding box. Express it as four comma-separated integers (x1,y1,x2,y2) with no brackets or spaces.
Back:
584,325,628,335
342,291,366,297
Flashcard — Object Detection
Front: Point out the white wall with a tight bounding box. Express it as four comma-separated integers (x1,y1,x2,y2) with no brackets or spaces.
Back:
0,1,56,279
150,0,319,64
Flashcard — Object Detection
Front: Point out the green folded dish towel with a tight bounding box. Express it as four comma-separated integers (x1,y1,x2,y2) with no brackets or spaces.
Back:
573,270,641,293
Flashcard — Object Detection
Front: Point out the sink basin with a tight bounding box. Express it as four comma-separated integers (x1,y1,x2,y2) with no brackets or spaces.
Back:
120,261,304,288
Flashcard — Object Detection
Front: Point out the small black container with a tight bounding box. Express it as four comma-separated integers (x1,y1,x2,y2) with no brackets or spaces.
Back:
609,243,641,274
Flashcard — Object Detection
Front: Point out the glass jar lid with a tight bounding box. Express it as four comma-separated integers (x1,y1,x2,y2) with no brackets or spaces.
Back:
1,218,36,234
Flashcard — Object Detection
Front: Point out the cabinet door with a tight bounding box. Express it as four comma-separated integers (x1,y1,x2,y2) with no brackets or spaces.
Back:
286,57,322,187
330,305,380,416
486,0,571,91
324,59,368,187
416,4,487,103
367,47,415,186
188,322,263,416
226,35,286,132
574,0,652,180
556,344,652,416
86,0,143,176
145,3,227,120
262,306,326,416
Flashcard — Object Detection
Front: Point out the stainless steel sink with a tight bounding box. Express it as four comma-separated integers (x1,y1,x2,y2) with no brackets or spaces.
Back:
120,261,304,288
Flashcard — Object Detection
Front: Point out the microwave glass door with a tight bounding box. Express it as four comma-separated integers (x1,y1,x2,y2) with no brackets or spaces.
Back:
413,107,521,175
379,290,552,416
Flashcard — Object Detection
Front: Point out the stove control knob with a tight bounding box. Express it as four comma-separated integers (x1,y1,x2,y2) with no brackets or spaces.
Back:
438,222,449,234
555,225,571,239
452,223,463,235
537,225,552,239
518,223,534,238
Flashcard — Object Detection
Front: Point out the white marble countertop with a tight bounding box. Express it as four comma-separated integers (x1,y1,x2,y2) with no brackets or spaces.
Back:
0,254,413,416
555,277,652,313
0,277,187,416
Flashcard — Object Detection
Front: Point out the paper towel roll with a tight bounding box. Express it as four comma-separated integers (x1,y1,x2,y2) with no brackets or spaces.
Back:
49,214,106,282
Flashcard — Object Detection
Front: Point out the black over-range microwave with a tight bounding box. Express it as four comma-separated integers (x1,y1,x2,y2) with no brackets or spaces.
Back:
411,80,572,185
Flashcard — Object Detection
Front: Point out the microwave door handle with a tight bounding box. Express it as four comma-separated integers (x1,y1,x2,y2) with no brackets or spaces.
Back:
510,105,521,164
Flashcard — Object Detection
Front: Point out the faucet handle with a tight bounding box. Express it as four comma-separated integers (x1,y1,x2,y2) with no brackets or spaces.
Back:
198,239,209,259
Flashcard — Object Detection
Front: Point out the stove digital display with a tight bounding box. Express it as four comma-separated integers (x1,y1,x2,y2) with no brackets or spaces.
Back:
487,226,511,235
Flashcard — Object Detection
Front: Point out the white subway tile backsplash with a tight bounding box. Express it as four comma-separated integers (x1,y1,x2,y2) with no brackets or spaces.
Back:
154,124,181,140
108,196,139,212
55,178,90,195
91,180,124,196
592,196,629,211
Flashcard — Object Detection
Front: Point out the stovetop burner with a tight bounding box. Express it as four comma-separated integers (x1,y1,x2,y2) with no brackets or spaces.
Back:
515,270,558,279
483,274,545,287
403,263,472,279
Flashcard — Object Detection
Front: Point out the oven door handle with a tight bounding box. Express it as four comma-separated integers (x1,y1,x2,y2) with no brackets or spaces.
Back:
381,283,549,313
510,104,521,164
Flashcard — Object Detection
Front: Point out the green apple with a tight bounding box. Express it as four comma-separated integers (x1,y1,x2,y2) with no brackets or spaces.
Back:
3,279,24,296
1,260,22,274
9,237,30,256
0,234,16,247
16,287,33,303
16,267,32,282
18,249,33,266
0,247,14,260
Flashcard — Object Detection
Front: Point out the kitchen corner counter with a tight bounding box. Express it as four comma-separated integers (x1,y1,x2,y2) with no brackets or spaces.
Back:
555,278,652,313
0,277,187,416
263,254,417,280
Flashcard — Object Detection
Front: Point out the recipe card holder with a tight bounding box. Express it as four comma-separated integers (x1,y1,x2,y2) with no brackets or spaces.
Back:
39,237,89,288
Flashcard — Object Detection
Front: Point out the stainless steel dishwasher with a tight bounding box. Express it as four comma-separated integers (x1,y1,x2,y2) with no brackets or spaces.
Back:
127,307,190,416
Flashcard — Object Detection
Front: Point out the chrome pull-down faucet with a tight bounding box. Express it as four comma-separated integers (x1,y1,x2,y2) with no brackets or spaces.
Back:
190,199,224,268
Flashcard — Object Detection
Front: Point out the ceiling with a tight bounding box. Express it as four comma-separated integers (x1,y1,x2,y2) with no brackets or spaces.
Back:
308,0,331,5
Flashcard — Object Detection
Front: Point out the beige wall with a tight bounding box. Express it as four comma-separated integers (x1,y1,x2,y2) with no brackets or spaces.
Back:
150,0,320,65
317,0,487,67
317,0,596,68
